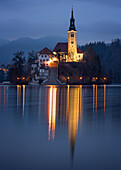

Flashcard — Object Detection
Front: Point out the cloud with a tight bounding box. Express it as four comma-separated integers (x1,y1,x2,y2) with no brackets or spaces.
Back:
0,0,121,43
77,20,121,44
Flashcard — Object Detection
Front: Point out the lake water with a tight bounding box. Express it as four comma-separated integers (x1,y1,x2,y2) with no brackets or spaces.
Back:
0,85,121,170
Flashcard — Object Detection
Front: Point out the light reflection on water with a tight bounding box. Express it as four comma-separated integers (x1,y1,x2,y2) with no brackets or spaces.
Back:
1,85,121,170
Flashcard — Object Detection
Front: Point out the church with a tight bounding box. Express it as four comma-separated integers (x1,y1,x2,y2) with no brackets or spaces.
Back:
36,8,83,71
53,8,83,62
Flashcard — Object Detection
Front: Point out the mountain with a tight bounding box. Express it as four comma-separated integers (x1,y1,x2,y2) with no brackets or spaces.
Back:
0,36,67,64
0,39,10,47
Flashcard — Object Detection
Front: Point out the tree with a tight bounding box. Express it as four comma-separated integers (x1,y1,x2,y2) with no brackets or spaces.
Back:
28,50,37,65
84,45,102,78
9,51,27,83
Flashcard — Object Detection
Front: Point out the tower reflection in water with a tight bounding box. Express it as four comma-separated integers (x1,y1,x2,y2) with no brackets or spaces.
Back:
47,86,83,159
47,85,106,157
17,85,26,117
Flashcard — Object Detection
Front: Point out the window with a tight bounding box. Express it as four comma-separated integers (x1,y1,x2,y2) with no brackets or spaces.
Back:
71,41,74,44
42,55,43,58
43,59,45,61
40,59,42,62
45,55,47,58
71,33,74,37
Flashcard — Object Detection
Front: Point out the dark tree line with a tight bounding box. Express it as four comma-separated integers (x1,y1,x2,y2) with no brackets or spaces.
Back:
81,39,121,83
9,51,35,84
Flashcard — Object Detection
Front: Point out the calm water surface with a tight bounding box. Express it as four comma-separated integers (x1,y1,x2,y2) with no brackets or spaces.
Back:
0,85,121,170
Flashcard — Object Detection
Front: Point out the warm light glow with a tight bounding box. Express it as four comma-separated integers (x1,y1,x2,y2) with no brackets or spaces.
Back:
67,77,70,80
80,77,83,80
48,87,52,140
93,77,98,80
68,88,79,154
23,85,25,118
48,87,57,140
93,85,95,114
53,57,58,61
96,85,97,113
80,85,83,122
53,52,56,55
104,84,106,115
17,85,21,112
104,77,107,80
52,88,57,140
66,85,70,120
22,77,25,80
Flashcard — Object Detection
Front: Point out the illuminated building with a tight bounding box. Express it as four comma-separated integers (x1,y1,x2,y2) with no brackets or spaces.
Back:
53,8,84,62
68,8,77,62
37,47,55,67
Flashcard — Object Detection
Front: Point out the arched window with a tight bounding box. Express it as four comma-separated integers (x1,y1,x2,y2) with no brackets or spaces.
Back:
71,33,74,37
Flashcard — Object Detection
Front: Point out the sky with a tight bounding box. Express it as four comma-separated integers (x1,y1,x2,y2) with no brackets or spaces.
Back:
0,0,121,45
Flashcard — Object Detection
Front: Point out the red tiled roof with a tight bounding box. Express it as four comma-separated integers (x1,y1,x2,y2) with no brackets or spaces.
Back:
77,48,83,53
38,47,53,55
53,43,68,53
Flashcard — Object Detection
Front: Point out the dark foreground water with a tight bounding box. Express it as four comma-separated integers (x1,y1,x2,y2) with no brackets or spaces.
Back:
0,85,121,170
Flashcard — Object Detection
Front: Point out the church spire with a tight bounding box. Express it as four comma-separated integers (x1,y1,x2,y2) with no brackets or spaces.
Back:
69,7,76,31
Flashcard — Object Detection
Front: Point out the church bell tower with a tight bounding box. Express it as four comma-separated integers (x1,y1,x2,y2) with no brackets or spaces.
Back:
68,8,77,62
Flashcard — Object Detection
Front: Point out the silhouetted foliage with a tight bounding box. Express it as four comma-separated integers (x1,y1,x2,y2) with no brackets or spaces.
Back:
28,50,37,65
9,51,29,83
81,39,121,83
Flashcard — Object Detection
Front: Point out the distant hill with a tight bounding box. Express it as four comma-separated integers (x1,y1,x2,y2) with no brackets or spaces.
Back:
0,39,10,47
0,36,67,64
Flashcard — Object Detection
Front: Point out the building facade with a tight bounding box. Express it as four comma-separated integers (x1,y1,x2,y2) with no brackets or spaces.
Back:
53,8,83,62
68,8,77,62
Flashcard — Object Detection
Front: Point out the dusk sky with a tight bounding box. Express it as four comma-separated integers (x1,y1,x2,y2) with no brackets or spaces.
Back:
0,0,121,45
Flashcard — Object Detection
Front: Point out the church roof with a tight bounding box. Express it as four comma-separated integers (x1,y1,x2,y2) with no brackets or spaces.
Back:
77,48,83,54
38,47,53,55
53,43,68,53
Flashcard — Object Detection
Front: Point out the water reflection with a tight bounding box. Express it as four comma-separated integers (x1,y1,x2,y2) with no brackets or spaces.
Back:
17,85,25,117
48,87,57,140
47,86,82,161
104,84,106,114
17,85,21,112
68,87,80,160
93,85,95,114
23,85,25,118
1,84,121,170
96,85,97,113
4,86,5,111
79,85,83,122
92,85,106,116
